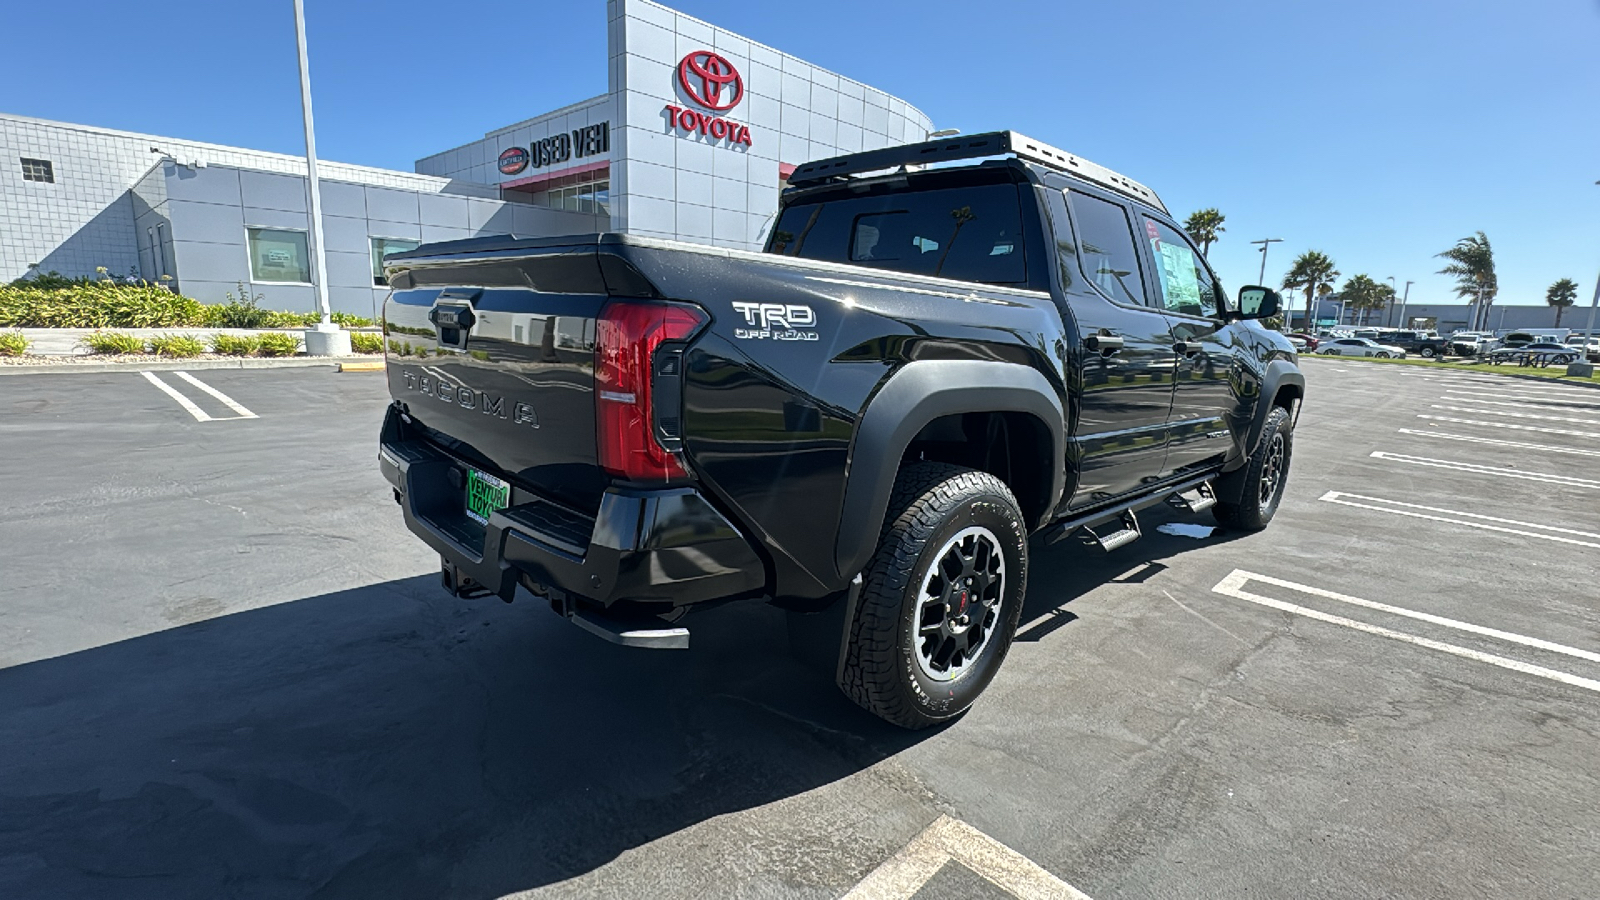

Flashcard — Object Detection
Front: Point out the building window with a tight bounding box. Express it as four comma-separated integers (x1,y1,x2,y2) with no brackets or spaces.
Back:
541,178,609,215
371,237,420,286
246,228,312,283
20,158,54,183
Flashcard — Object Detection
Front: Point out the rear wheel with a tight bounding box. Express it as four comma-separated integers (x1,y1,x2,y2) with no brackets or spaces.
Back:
1421,347,1437,358
1214,406,1293,531
838,462,1027,729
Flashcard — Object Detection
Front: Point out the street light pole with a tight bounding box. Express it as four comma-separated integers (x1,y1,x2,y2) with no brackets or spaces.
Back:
1252,237,1284,326
1582,181,1600,354
1398,280,1413,330
1252,238,1284,285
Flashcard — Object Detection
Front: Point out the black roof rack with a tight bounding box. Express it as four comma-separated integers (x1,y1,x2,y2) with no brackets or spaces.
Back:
786,129,1168,214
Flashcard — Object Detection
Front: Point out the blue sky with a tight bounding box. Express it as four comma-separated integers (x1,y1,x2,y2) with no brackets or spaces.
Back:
5,0,1597,309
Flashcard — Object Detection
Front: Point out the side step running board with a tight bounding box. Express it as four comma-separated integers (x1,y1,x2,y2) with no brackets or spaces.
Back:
1166,481,1217,514
1079,510,1141,552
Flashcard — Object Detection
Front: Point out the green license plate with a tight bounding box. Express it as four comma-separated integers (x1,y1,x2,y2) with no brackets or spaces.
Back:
465,468,510,525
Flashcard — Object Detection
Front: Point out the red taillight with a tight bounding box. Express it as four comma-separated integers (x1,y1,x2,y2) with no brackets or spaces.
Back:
595,300,706,481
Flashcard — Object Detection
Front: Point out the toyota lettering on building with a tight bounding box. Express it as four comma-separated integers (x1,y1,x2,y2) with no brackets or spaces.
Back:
664,50,754,147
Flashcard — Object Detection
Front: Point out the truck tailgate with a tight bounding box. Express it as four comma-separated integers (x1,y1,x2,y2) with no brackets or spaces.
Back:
384,268,607,514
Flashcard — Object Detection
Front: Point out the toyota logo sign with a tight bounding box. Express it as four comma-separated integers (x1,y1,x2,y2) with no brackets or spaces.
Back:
678,50,743,111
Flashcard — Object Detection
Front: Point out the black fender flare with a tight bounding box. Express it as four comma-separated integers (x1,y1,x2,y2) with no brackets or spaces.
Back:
1220,360,1303,499
1245,360,1304,453
833,360,1065,581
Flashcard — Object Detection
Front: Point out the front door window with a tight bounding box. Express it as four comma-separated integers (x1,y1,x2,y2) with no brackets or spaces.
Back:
1142,218,1218,318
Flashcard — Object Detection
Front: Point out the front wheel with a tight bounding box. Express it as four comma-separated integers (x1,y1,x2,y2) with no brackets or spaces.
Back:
838,462,1027,729
1375,351,1391,358
1214,406,1293,531
1421,347,1437,358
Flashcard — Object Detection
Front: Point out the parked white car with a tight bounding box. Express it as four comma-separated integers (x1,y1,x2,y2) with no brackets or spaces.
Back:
1318,337,1408,358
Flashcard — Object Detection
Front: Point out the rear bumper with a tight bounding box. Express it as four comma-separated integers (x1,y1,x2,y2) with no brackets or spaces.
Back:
378,405,765,610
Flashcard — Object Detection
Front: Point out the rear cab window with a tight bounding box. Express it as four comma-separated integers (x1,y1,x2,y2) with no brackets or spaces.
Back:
767,173,1031,286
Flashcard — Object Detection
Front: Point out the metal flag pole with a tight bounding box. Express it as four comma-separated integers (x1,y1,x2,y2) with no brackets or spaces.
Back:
293,0,348,354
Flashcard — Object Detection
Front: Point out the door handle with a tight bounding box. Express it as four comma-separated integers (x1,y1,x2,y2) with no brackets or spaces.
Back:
1085,334,1124,354
1173,341,1202,357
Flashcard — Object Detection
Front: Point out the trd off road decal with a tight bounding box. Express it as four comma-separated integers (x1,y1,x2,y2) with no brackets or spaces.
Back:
731,302,819,342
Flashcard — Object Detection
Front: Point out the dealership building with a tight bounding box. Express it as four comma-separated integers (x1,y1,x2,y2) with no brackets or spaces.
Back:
0,0,933,319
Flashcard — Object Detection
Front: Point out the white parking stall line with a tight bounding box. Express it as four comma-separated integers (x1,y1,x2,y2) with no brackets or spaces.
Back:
1417,414,1600,440
1368,451,1600,488
843,814,1093,900
1216,570,1600,666
1441,390,1600,408
1396,429,1600,458
1211,571,1600,694
1318,491,1600,548
1430,404,1600,426
173,371,257,419
140,371,212,422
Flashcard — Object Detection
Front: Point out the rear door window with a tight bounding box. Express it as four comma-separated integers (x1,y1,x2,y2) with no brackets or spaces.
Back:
768,183,1027,285
1065,190,1149,307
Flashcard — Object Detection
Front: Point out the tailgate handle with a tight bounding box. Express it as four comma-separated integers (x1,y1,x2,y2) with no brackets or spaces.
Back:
430,305,476,331
430,302,477,352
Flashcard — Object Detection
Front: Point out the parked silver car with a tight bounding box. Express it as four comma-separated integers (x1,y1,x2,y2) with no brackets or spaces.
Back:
1318,337,1408,359
1488,342,1581,367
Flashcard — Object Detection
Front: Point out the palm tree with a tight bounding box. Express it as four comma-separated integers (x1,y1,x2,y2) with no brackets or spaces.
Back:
1341,274,1389,326
1436,232,1497,330
1182,208,1226,257
1282,251,1339,332
1546,278,1578,327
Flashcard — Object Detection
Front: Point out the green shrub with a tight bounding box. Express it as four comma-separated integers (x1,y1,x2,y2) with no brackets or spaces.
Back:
387,338,430,358
0,281,205,329
256,332,302,357
210,334,262,356
0,330,29,357
0,276,369,331
9,270,93,289
349,332,384,354
81,331,147,355
149,334,206,358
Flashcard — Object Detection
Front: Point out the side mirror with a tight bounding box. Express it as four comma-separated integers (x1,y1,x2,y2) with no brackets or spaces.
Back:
1236,286,1282,320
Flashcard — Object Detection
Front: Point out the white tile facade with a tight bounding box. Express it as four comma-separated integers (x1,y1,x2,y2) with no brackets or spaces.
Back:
0,114,602,312
607,0,934,250
0,113,462,287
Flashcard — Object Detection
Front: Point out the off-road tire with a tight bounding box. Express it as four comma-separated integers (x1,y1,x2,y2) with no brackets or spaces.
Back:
838,462,1027,730
1213,406,1293,531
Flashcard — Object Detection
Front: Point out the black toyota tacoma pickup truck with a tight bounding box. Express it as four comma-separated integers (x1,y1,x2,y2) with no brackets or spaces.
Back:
377,131,1303,729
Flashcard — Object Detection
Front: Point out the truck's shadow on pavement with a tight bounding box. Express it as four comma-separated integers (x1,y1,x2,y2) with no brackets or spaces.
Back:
0,575,923,900
0,515,1239,899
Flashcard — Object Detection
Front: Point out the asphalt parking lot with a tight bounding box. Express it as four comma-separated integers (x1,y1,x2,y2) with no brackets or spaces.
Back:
2,360,1598,899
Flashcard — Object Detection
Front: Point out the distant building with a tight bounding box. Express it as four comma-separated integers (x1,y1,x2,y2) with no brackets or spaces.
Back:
1286,295,1582,333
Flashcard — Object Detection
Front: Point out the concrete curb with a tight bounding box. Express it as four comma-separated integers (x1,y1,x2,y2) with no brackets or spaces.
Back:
0,357,349,376
1301,356,1600,391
